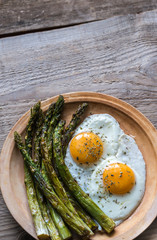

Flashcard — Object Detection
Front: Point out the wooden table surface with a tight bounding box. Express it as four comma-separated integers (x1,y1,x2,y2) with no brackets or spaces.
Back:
0,1,157,239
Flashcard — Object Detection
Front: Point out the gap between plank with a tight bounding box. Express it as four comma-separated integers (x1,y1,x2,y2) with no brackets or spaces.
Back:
0,8,154,39
0,19,102,39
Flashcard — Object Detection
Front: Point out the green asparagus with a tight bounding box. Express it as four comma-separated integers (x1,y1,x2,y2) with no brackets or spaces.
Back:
24,165,49,240
24,102,50,240
42,133,77,213
40,98,90,221
53,121,116,234
66,189,98,231
41,124,94,234
34,109,44,168
41,95,64,145
32,108,63,240
46,114,61,158
47,95,64,143
47,100,99,231
47,201,71,240
33,106,71,240
60,103,98,231
39,97,73,239
42,102,55,136
36,189,61,240
14,132,93,238
25,101,40,155
62,103,88,157
43,98,97,231
40,161,72,240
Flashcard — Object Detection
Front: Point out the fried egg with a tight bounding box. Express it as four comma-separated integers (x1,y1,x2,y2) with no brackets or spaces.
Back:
64,114,146,225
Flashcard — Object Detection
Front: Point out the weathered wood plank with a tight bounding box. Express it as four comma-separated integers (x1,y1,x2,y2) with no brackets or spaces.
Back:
0,9,157,240
136,218,157,240
0,194,24,240
0,0,157,36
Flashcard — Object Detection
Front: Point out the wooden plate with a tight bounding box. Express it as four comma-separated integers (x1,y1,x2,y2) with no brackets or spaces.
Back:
1,92,157,240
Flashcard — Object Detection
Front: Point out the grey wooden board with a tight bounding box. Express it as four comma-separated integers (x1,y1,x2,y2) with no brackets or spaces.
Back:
0,9,157,240
0,0,157,36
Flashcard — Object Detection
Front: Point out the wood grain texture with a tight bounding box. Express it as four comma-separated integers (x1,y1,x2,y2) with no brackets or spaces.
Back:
0,0,157,36
0,9,157,240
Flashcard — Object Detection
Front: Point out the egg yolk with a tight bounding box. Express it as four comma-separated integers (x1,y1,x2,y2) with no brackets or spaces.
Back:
103,163,135,194
70,132,103,164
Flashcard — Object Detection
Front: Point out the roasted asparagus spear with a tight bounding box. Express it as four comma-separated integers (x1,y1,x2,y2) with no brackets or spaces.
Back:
44,99,97,231
60,103,98,231
40,162,72,240
41,95,64,148
47,95,64,154
36,190,61,240
24,165,50,240
47,201,71,240
40,97,93,233
34,104,71,240
42,96,97,230
40,99,72,210
14,132,93,238
53,120,115,234
34,109,44,168
24,102,50,240
66,189,98,231
32,108,62,240
62,103,88,157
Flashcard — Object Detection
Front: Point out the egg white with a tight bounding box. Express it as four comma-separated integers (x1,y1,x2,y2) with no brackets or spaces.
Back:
64,114,146,225
89,156,145,225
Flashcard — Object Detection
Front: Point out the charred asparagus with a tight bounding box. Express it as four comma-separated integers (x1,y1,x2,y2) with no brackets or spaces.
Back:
14,132,93,238
34,105,71,240
53,121,115,234
62,103,88,157
24,102,50,240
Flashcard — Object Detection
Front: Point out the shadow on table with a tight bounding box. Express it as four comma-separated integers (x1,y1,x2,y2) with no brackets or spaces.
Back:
18,232,35,240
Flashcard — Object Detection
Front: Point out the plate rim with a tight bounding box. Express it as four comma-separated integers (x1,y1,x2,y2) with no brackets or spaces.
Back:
1,91,157,240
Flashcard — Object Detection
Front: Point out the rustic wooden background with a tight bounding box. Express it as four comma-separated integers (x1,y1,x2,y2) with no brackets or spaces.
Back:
0,0,157,239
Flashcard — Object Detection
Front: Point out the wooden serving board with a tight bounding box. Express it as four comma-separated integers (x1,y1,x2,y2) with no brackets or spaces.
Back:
1,92,157,240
